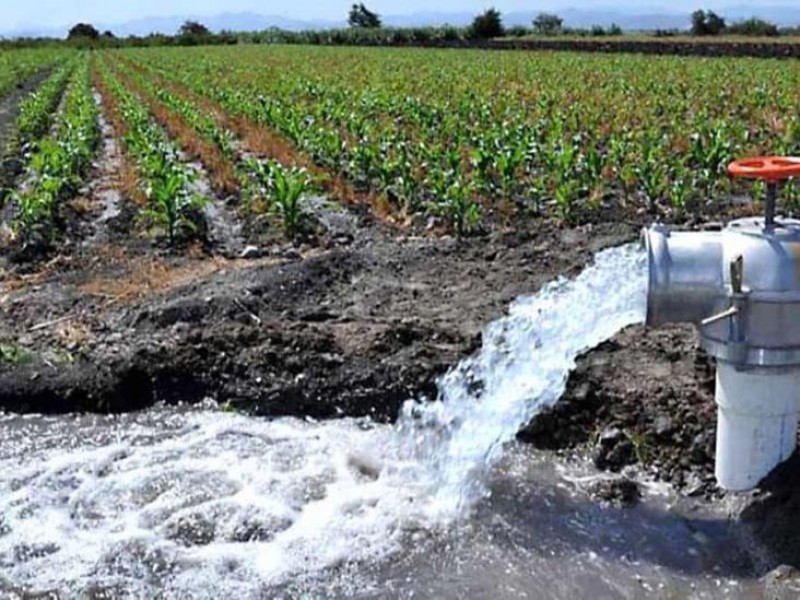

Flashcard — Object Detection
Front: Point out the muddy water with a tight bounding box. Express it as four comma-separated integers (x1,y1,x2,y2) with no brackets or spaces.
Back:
183,156,244,257
0,409,760,599
0,244,763,597
86,90,123,240
331,448,761,600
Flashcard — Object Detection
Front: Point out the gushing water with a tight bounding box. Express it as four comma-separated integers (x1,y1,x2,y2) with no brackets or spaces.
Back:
0,244,647,597
395,242,648,512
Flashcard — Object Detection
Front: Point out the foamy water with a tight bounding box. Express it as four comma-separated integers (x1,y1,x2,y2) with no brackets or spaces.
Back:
0,244,647,597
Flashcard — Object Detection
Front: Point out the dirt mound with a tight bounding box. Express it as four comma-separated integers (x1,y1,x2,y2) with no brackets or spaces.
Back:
520,325,719,497
0,218,634,421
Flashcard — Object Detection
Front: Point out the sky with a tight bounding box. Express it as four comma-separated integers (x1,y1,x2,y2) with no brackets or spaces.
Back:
1,1,797,30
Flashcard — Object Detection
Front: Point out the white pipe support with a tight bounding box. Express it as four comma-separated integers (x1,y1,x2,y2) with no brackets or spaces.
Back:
715,363,800,491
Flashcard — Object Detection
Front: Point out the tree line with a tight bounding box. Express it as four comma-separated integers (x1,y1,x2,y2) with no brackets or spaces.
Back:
2,5,796,50
340,5,789,39
690,10,780,37
345,5,789,39
61,20,238,48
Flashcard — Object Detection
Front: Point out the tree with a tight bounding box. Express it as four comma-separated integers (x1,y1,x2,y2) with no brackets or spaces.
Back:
532,13,563,36
726,17,779,37
705,11,726,34
67,23,100,40
178,21,211,37
690,10,726,36
469,8,504,40
690,10,706,34
348,4,382,28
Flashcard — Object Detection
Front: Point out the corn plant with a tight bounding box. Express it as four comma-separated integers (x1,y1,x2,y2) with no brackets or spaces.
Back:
668,175,693,219
143,162,206,246
2,59,75,210
244,157,311,239
116,60,239,161
0,49,69,100
98,58,209,246
272,165,310,239
553,180,580,224
436,181,480,237
123,44,800,226
10,55,98,248
11,186,55,245
13,62,74,148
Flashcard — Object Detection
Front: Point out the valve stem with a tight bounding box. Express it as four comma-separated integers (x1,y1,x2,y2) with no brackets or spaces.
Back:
765,182,777,228
730,254,744,294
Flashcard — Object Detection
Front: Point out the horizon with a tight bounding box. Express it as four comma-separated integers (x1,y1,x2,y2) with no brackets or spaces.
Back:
2,1,797,35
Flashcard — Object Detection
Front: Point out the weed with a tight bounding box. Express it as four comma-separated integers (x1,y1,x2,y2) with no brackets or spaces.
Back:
0,343,32,365
628,428,653,466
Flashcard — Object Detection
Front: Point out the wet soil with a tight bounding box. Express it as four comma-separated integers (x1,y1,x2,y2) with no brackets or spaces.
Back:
519,326,719,497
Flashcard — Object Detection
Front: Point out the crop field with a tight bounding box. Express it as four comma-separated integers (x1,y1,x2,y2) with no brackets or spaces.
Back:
0,44,799,257
0,48,69,99
7,41,800,599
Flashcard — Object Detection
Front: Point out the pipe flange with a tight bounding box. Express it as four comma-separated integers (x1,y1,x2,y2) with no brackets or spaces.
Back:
701,336,800,368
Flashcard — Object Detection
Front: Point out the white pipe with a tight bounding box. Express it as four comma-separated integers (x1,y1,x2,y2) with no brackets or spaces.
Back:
715,364,800,491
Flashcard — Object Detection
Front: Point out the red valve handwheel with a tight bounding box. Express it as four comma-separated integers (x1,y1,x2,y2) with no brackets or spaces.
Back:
728,156,800,181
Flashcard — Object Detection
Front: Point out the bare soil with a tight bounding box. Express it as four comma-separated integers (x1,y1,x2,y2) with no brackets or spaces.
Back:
520,326,718,496
0,210,632,417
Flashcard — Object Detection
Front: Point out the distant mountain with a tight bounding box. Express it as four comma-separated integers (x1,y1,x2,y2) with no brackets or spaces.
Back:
724,4,800,24
101,12,342,38
383,7,800,31
379,10,690,31
1,12,342,39
2,5,800,39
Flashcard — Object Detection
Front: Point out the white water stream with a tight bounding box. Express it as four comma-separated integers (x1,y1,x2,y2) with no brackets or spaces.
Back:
0,245,651,597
